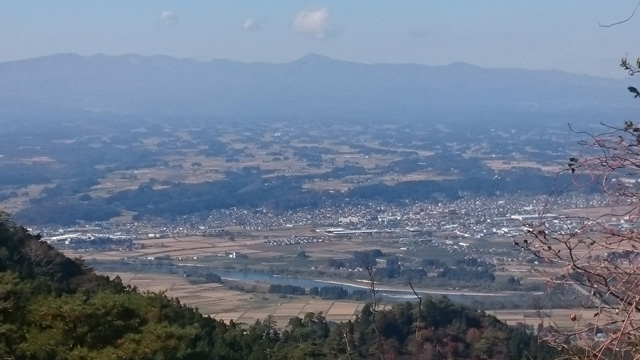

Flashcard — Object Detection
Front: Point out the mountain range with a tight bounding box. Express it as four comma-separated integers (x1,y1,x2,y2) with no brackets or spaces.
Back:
0,53,637,123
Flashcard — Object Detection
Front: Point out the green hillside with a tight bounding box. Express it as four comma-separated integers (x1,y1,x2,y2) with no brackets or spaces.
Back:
0,216,557,360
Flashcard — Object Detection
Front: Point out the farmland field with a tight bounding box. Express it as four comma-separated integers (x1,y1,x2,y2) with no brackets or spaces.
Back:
100,271,366,326
102,271,590,330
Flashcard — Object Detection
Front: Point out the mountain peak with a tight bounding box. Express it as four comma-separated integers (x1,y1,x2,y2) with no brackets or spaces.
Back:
292,53,336,64
445,61,479,70
0,53,629,120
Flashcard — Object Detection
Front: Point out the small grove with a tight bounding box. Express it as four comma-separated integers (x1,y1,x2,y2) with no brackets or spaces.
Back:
0,217,558,359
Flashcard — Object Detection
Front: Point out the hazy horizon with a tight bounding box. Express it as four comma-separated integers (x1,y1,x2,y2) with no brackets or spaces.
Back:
2,1,640,79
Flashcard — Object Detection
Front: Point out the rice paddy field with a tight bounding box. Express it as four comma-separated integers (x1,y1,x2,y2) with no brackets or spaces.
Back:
102,271,590,330
100,271,372,327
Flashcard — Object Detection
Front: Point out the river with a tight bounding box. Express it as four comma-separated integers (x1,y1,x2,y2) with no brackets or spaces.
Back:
208,268,536,304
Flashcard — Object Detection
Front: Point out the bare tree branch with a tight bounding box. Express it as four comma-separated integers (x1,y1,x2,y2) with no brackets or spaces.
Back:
408,282,423,342
599,1,640,27
366,264,385,360
525,119,640,359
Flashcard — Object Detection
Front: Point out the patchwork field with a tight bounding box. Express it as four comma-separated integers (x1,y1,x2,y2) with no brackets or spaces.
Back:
487,308,601,329
554,205,636,219
99,271,366,327
85,129,447,199
215,300,378,327
0,183,53,213
103,272,255,315
101,271,588,330
64,230,401,264
483,160,562,174
65,235,270,261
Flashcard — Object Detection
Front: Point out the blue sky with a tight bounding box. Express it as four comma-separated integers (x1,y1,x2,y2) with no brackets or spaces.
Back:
1,1,639,78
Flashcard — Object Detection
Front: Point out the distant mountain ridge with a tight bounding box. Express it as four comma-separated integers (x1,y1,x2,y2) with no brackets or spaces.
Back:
0,53,637,123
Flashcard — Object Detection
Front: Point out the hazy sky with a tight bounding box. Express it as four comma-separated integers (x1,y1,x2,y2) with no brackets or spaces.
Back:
1,1,639,78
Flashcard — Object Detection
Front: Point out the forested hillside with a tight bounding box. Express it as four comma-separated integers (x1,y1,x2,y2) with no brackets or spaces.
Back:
0,216,557,359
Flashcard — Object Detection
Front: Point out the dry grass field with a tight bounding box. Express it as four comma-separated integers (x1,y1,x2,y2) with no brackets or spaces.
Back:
486,310,555,328
302,177,369,192
217,300,379,326
380,171,459,184
98,271,366,327
101,272,255,315
65,235,273,261
484,160,562,174
487,308,601,329
0,183,52,213
65,232,402,264
84,130,451,199
554,205,636,219
101,272,589,330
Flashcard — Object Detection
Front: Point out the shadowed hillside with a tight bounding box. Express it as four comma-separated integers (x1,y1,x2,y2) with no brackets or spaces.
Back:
0,214,558,359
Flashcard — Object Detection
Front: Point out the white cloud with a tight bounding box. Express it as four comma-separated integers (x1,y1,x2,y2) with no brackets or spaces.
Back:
243,17,260,31
293,8,329,39
160,10,178,26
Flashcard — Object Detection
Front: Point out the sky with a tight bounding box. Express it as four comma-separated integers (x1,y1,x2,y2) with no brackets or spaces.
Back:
1,1,639,78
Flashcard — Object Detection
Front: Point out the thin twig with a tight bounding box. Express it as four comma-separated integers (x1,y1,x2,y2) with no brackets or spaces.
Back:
599,1,640,27
408,282,423,341
366,264,385,360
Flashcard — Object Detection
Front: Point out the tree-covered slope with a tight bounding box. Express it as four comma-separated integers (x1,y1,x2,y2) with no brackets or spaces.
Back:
0,216,557,359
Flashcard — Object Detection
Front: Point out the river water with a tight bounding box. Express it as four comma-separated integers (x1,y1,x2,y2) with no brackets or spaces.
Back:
211,268,534,304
